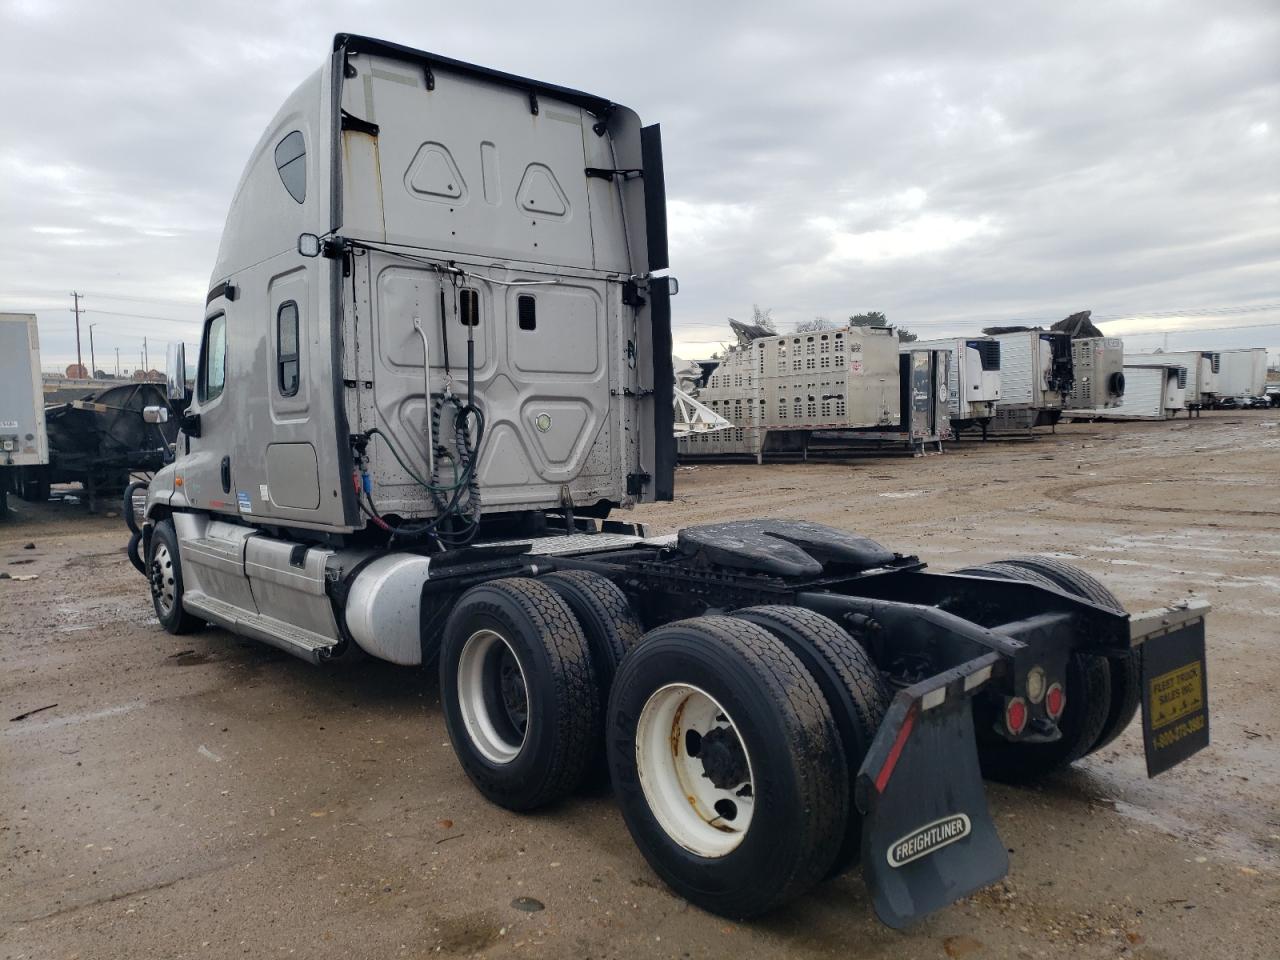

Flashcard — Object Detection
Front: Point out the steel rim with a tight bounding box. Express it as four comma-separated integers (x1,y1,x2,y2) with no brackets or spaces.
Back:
636,683,755,858
457,628,529,764
149,542,176,616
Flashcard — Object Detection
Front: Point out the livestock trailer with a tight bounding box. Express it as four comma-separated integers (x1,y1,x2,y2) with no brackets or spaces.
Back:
1126,351,1219,413
0,313,49,513
1065,337,1125,411
906,336,1001,436
1213,348,1268,402
1070,363,1186,421
123,34,1212,929
989,330,1074,430
677,324,901,462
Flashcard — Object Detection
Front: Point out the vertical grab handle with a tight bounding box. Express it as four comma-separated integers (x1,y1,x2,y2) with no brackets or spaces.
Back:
220,456,231,493
412,318,435,474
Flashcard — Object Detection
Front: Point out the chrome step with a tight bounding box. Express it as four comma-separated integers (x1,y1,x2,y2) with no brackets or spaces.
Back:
184,591,339,664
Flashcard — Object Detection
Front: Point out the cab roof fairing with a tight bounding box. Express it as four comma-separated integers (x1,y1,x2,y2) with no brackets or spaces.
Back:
333,33,621,123
209,66,327,289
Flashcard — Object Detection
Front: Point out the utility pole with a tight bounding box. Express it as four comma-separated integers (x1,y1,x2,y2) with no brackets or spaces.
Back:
88,323,98,378
115,347,121,378
71,291,84,376
143,336,149,374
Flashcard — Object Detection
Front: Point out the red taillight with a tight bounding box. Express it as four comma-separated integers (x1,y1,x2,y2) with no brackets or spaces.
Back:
1045,683,1066,720
1005,697,1028,736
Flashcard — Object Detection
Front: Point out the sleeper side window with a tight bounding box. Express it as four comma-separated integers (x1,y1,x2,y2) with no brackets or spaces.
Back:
199,313,227,403
274,130,306,204
277,301,300,397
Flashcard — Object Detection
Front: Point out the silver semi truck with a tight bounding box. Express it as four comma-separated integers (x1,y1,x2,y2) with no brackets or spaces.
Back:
125,35,1211,928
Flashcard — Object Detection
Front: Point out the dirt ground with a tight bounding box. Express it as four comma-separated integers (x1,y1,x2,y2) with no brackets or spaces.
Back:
3,411,1278,960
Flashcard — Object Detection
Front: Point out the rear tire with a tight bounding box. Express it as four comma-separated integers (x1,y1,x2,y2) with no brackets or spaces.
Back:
147,520,203,635
440,577,600,811
730,605,888,876
539,570,643,784
608,616,848,918
538,570,641,689
953,562,1111,783
999,556,1138,754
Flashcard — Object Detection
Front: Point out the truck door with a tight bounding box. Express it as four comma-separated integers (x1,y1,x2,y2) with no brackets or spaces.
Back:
183,306,238,515
909,351,932,439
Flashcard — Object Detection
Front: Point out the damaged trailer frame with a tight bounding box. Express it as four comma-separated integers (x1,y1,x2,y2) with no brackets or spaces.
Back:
989,330,1075,433
123,34,1212,930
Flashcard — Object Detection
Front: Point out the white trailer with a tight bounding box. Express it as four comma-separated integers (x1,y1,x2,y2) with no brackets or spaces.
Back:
990,330,1074,430
1070,363,1186,421
1214,348,1268,400
1126,351,1219,413
0,313,49,513
1065,337,1125,410
906,336,1000,435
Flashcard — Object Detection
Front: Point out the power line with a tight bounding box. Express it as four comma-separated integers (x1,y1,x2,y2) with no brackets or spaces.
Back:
77,290,201,307
82,308,197,324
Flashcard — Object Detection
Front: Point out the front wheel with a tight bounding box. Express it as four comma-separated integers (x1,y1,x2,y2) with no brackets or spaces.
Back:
608,616,848,918
147,520,203,635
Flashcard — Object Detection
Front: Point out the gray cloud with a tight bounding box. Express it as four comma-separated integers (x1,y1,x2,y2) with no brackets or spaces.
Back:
1,0,1277,372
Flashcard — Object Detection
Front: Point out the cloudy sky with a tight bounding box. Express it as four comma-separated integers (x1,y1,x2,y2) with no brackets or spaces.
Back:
2,0,1277,373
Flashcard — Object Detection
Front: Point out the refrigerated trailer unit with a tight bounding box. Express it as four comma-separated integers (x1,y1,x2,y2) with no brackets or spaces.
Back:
1065,337,1125,411
990,330,1074,430
0,313,49,513
1126,351,1219,414
1213,348,1268,402
1070,364,1186,421
122,35,1212,929
906,336,1000,436
677,324,901,461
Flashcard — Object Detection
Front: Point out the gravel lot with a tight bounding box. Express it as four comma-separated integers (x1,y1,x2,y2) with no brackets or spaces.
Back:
3,411,1278,959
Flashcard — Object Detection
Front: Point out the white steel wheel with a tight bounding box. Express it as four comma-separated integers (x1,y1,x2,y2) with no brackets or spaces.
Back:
456,628,530,764
636,682,755,858
149,541,177,617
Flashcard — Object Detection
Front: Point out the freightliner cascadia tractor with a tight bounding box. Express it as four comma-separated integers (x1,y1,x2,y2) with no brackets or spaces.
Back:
125,34,1210,927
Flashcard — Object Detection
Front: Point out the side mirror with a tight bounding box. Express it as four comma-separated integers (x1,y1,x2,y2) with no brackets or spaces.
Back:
143,405,170,424
165,341,188,401
298,233,321,257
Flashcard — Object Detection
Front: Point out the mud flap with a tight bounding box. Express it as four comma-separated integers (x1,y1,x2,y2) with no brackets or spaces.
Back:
856,682,1008,929
1138,612,1209,777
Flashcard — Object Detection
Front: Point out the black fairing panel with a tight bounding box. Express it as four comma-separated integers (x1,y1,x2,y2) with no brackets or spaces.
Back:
640,124,669,271
650,276,675,501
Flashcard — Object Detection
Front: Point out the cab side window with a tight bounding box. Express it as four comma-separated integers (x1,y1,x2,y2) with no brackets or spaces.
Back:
199,313,227,403
277,301,300,396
